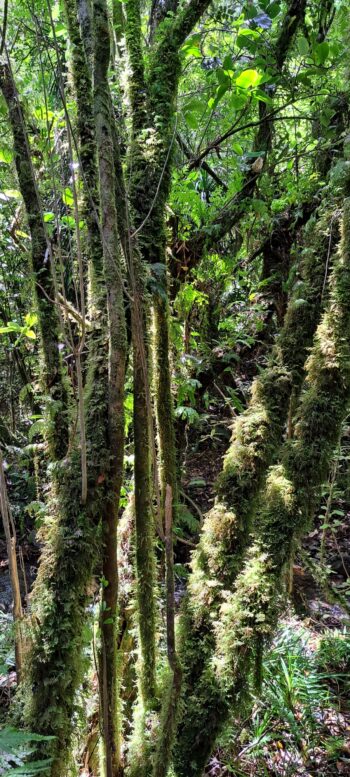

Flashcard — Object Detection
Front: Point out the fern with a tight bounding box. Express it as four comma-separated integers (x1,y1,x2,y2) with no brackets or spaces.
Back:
0,728,53,776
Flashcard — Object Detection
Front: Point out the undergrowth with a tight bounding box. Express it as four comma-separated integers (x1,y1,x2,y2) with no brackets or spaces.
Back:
212,623,350,776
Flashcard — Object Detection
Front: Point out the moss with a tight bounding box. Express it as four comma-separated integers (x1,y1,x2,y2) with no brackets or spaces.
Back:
178,197,350,777
25,325,111,775
0,63,69,461
278,207,341,381
173,196,348,777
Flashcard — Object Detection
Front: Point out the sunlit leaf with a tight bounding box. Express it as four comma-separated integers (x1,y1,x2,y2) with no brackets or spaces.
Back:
235,69,262,89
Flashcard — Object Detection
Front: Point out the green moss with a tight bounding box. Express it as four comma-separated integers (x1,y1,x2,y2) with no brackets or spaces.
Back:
188,198,350,777
173,196,350,777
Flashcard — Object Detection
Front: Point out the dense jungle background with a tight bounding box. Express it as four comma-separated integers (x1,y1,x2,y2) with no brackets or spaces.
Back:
0,0,350,773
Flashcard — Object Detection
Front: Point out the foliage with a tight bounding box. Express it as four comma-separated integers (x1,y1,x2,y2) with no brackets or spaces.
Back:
0,728,53,775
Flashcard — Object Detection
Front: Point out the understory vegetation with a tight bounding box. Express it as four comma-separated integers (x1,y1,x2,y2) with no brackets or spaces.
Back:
0,0,350,774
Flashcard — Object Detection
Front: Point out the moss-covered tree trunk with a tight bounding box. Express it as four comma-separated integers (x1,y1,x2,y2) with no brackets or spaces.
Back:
22,3,127,773
124,0,159,706
93,0,127,772
173,199,341,777
210,193,350,763
0,62,68,460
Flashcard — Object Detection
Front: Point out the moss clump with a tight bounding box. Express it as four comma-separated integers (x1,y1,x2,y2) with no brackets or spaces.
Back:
278,206,341,382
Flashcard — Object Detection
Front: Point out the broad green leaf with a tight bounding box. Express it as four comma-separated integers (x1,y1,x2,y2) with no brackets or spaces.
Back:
62,187,74,206
298,36,309,56
266,1,281,18
2,189,21,199
0,148,13,163
55,22,67,37
216,68,231,87
235,69,262,89
314,41,329,65
183,45,202,58
184,112,198,130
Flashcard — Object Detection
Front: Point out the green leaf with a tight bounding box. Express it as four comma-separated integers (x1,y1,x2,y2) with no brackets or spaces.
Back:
1,189,21,199
251,198,266,214
0,148,13,163
184,112,198,130
232,142,243,155
0,323,22,334
54,22,67,37
314,41,329,65
25,313,38,328
62,187,74,206
28,419,46,442
188,477,206,488
298,36,309,56
43,212,55,222
208,83,229,111
4,759,53,775
266,1,280,18
235,69,262,89
216,68,231,87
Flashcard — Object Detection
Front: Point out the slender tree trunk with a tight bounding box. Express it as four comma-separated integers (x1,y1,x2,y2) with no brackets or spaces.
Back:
93,1,127,774
0,62,68,460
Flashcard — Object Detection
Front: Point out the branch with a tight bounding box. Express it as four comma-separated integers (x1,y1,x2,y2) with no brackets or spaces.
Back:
172,0,212,48
173,0,308,267
176,132,228,190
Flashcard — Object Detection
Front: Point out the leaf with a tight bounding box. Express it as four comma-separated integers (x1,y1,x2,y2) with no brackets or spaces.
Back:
298,36,309,56
216,68,231,87
209,83,229,111
232,142,243,155
184,112,198,130
0,727,54,750
0,323,22,334
235,69,262,89
3,759,53,775
28,419,46,442
251,198,266,214
25,313,38,328
62,187,74,206
188,477,206,488
43,212,55,222
0,148,13,163
2,189,21,199
266,1,280,18
54,22,67,37
314,41,329,65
